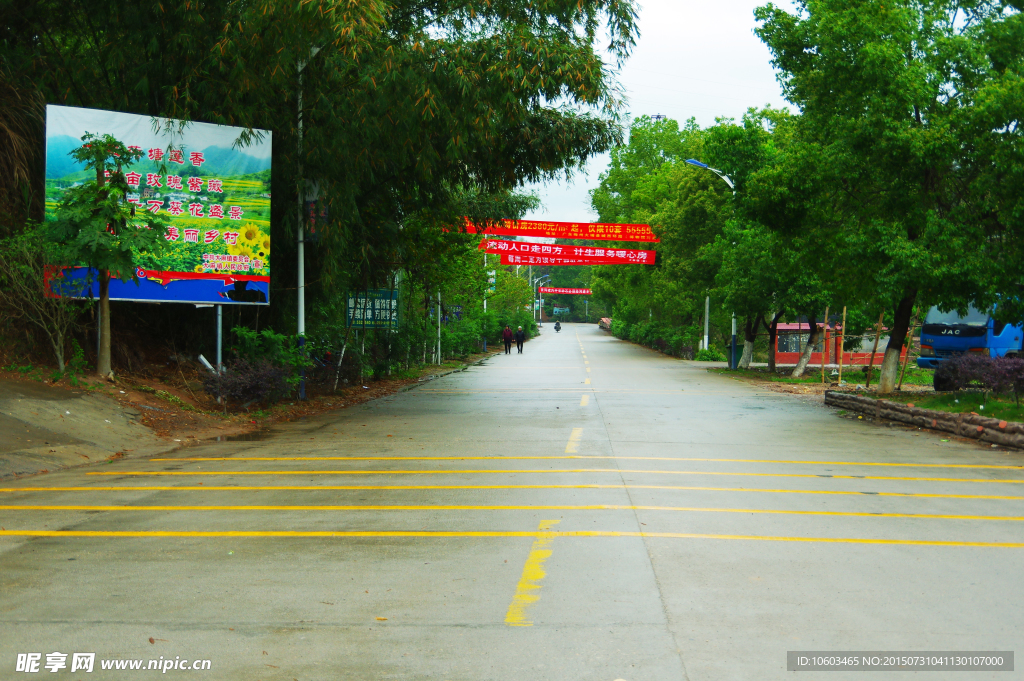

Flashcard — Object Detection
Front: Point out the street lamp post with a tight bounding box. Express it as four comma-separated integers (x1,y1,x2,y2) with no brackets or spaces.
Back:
296,45,322,400
534,274,551,327
688,159,736,363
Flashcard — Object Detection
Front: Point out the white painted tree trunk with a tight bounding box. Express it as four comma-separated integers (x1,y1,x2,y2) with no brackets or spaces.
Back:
877,347,902,393
738,339,754,369
791,326,820,378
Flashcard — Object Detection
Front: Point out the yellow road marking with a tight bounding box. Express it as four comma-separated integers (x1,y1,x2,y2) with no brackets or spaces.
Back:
585,361,589,365
3,485,1022,500
564,429,583,454
505,520,560,626
85,469,1024,484
0,529,1020,548
2,505,1021,521
580,395,589,407
584,379,591,385
586,367,591,373
151,456,1024,470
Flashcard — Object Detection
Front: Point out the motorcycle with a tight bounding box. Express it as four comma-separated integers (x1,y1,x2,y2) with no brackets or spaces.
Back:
554,321,561,333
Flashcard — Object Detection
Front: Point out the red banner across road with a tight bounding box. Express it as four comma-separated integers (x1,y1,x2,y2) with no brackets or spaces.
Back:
483,240,655,265
539,287,592,295
499,253,654,266
464,218,658,243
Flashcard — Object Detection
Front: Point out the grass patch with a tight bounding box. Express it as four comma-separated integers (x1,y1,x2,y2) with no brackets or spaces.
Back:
711,363,936,387
874,391,1024,423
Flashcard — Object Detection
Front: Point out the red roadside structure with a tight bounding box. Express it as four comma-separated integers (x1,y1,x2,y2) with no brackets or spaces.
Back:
774,322,912,366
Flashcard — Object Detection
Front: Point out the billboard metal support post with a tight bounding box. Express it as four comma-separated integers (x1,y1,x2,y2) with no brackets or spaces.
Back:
216,305,223,373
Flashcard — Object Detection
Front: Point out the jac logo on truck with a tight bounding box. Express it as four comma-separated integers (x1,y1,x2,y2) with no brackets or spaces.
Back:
941,328,960,335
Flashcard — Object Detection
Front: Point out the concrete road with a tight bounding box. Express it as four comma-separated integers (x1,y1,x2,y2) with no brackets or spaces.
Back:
1,323,1022,680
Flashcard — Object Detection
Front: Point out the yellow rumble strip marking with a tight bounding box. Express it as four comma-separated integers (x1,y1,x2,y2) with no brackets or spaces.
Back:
0,529,1021,548
3,485,1024,500
84,469,1024,484
152,456,1024,470
2,505,1021,521
505,520,561,626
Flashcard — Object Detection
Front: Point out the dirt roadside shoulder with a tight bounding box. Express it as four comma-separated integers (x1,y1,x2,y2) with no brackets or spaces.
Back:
0,379,175,479
0,350,502,480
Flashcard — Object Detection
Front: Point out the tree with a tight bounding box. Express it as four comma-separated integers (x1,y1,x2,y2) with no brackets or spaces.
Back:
0,226,86,370
45,134,169,377
755,0,1021,391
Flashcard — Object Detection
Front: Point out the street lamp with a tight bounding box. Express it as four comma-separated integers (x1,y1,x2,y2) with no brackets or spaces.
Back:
534,274,551,326
684,159,735,192
687,158,737,367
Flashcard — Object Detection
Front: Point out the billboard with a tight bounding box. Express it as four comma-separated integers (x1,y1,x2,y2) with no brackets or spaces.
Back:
45,105,272,304
347,290,399,329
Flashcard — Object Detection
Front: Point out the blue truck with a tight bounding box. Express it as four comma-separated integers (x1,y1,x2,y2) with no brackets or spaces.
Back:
918,305,1024,372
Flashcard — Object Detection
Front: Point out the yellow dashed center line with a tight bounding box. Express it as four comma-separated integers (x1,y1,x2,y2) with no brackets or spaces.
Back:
505,519,560,626
563,429,583,454
580,395,590,407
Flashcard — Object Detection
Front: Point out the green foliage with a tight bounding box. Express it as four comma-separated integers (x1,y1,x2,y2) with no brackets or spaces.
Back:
695,347,727,362
45,134,170,280
229,326,313,386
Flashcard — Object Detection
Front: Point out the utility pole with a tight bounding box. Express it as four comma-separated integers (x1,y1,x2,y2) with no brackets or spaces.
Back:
437,289,442,365
730,313,737,369
703,295,710,351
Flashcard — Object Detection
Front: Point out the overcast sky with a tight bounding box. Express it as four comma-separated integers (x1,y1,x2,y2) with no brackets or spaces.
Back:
523,0,794,223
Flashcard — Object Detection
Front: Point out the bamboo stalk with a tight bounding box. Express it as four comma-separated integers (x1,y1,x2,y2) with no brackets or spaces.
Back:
865,312,885,388
897,308,918,391
837,306,847,385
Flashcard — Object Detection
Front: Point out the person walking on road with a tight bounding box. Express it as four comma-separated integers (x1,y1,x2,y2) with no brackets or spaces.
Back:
502,325,514,354
515,326,526,354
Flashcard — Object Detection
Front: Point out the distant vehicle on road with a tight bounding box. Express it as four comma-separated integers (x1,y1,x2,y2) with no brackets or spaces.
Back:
599,317,611,331
918,305,1023,371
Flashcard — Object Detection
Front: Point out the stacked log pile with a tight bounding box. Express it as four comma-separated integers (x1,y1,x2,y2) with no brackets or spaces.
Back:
824,391,1024,449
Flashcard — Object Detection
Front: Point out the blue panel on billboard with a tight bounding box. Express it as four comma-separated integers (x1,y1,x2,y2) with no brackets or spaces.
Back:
61,267,269,305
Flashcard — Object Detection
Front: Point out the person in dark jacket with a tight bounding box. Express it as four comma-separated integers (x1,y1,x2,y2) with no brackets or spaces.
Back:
502,325,514,354
515,326,526,354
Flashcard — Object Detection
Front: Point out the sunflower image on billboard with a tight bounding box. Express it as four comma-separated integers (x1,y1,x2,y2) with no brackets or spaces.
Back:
45,105,272,304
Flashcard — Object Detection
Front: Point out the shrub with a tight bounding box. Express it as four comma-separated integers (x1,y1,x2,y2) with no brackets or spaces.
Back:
203,359,293,407
933,354,1024,403
695,346,727,362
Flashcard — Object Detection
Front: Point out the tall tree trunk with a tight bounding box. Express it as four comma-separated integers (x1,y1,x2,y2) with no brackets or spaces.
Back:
791,313,820,377
97,269,112,378
763,311,782,373
877,291,917,394
738,314,762,369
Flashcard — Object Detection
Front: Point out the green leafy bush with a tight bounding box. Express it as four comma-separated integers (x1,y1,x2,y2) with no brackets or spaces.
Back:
230,327,312,382
695,347,727,362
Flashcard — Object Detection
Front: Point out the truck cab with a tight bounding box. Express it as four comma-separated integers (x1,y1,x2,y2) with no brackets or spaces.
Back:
917,305,1023,369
